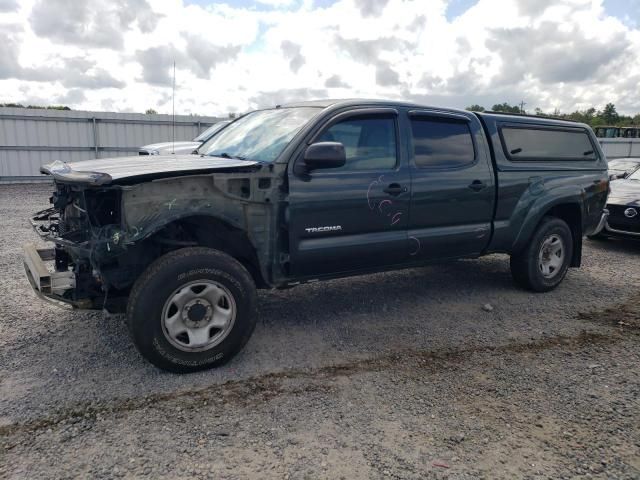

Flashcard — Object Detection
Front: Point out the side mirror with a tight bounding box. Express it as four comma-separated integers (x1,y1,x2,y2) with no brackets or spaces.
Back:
303,142,346,170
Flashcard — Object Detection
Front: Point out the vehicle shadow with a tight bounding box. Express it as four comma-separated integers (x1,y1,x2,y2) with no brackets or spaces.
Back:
254,252,627,333
257,256,516,326
88,252,622,346
86,256,521,358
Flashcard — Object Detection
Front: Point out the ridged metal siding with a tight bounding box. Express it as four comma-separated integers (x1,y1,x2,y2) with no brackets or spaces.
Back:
0,107,222,181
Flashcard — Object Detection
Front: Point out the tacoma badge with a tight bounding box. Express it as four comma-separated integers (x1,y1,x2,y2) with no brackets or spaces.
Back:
305,226,342,233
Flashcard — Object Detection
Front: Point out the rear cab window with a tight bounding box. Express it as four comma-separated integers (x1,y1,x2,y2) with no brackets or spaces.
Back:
409,116,475,168
500,125,598,161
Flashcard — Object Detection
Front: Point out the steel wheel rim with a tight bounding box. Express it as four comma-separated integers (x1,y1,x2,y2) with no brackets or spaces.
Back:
538,234,565,279
161,279,237,352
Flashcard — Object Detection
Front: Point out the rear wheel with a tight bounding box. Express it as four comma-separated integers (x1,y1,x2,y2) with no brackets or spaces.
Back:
127,247,257,373
510,217,573,292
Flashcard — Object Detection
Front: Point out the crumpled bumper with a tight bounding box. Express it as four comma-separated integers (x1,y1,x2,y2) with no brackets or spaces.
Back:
22,243,90,309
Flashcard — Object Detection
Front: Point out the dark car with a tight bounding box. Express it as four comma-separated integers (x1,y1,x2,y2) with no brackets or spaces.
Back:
595,167,640,239
608,158,640,179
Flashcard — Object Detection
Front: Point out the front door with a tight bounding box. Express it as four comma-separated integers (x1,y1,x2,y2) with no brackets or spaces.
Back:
288,109,411,278
407,111,495,260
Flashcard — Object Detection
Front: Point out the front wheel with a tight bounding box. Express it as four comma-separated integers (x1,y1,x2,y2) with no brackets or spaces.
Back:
510,217,573,292
127,247,257,373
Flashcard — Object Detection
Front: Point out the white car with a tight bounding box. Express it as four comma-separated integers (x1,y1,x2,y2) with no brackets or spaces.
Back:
139,120,230,155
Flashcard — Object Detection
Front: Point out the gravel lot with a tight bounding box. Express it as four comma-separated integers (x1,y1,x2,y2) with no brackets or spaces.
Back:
1,183,639,479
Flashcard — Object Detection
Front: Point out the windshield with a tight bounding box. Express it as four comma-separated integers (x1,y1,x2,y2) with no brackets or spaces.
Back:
200,107,320,163
605,128,619,138
193,121,229,142
623,128,639,138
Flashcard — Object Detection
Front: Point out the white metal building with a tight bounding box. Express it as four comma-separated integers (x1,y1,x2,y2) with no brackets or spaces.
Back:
0,107,222,182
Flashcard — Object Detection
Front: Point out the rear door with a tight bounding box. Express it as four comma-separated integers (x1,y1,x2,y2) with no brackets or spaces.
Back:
406,110,495,260
287,108,411,277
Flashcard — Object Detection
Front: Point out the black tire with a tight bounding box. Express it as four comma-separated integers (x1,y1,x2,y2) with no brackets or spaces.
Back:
510,217,573,292
127,247,257,373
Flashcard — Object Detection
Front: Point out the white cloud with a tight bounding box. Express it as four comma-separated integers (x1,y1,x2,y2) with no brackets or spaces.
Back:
255,0,297,6
0,0,638,115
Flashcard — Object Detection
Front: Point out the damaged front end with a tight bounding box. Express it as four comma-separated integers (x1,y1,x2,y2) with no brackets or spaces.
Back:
26,183,129,310
24,160,281,312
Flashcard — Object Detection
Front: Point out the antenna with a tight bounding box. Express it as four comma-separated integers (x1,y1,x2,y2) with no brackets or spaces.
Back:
172,61,176,154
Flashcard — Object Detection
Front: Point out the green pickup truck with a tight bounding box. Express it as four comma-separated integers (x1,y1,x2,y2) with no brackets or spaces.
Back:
24,99,610,372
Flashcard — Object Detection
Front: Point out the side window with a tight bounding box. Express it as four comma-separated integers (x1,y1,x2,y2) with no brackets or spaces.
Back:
501,126,596,161
316,116,397,171
410,117,475,168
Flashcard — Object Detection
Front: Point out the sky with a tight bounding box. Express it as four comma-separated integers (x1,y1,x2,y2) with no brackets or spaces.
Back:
0,0,639,116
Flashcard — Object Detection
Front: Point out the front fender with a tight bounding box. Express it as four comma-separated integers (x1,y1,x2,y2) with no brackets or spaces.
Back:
121,177,246,241
118,175,275,282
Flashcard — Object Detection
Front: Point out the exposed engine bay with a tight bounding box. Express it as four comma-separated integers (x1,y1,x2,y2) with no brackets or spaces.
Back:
28,169,282,312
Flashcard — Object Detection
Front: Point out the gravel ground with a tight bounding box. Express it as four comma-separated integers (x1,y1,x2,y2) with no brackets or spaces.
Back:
1,183,639,479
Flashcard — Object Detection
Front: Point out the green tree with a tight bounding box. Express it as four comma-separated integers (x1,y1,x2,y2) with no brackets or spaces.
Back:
145,108,158,115
465,104,485,112
601,103,618,124
0,103,25,108
563,108,596,123
491,102,521,114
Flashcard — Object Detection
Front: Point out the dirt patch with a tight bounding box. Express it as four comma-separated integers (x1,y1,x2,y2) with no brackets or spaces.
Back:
578,293,640,330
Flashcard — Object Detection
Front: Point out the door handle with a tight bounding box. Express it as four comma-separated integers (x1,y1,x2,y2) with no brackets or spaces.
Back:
383,183,407,196
468,180,486,192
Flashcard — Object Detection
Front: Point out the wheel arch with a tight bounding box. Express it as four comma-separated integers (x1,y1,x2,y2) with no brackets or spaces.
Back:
512,198,583,268
133,214,269,288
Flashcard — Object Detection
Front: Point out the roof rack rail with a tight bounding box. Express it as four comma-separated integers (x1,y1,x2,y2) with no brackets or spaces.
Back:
479,111,581,123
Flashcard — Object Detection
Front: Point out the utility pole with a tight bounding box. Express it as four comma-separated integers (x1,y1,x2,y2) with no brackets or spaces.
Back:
519,100,526,114
172,61,176,155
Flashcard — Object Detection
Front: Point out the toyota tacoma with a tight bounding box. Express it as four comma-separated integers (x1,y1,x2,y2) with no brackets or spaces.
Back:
23,99,610,372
